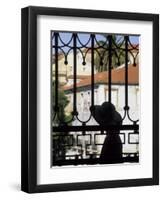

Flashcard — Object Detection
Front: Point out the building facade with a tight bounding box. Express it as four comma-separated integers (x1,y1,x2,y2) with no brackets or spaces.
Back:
61,64,139,157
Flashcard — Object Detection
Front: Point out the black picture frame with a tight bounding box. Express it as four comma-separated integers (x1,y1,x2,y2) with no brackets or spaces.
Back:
21,6,159,193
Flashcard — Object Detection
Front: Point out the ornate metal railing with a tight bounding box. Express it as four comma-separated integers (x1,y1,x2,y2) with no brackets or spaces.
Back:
51,32,139,166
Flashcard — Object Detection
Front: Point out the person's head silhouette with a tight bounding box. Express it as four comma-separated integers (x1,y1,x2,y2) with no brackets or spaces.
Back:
90,102,122,126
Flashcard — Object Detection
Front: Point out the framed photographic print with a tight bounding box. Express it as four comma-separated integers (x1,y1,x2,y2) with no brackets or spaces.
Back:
21,6,159,193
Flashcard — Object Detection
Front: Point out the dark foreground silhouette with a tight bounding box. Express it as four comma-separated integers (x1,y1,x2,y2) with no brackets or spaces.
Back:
90,102,123,164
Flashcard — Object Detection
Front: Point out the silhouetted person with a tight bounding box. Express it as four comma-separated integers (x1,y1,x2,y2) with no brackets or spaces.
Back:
90,102,122,164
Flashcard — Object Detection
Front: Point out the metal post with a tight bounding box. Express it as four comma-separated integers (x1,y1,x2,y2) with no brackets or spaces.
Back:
124,36,129,110
54,33,59,110
73,33,77,114
91,34,95,106
108,35,112,102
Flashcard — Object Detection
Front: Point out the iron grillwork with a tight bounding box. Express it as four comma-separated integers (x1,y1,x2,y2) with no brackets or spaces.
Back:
51,32,139,166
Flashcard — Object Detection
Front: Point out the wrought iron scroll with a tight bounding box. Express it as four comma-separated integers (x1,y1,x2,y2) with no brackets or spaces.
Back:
52,32,139,165
52,33,139,125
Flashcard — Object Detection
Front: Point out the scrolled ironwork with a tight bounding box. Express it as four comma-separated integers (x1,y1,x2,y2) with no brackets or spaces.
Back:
51,32,140,166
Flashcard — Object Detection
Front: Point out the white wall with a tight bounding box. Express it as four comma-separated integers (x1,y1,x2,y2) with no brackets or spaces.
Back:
0,0,162,199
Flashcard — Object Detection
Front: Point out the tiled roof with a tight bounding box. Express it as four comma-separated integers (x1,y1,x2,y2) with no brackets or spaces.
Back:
62,64,139,91
67,75,90,79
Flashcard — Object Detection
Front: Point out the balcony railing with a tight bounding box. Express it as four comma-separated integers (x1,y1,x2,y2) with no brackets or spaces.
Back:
51,32,139,166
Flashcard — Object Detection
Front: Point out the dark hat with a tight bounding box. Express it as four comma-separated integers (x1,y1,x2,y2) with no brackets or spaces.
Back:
90,102,122,126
